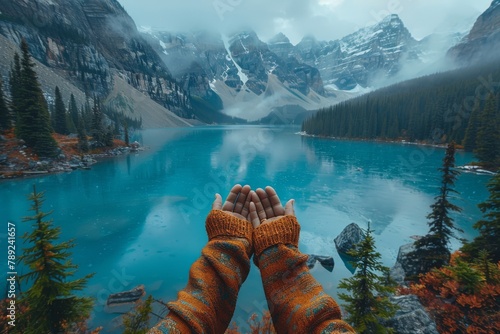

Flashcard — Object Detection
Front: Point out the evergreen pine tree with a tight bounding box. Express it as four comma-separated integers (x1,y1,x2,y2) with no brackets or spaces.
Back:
53,86,68,134
462,172,500,262
475,94,500,168
406,142,463,279
122,295,153,334
463,100,480,152
338,224,397,333
15,39,58,157
91,98,105,146
82,102,92,133
124,120,130,146
18,185,94,334
0,76,11,129
105,125,114,147
10,53,22,130
77,115,89,153
68,93,79,131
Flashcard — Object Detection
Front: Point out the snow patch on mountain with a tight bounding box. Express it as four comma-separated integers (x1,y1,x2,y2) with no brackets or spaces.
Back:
222,34,248,85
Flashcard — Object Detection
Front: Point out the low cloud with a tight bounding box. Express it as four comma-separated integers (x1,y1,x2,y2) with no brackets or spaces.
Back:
119,0,491,43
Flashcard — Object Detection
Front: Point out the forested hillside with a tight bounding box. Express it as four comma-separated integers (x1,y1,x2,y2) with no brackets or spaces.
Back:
302,60,500,167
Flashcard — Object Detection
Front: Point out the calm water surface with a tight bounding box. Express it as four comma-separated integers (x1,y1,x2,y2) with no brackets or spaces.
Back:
0,126,491,332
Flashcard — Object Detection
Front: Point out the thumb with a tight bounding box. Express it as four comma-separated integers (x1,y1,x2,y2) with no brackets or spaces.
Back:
284,199,295,216
212,193,223,210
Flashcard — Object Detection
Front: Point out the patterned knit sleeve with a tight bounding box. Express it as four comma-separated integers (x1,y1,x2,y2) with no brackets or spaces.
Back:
149,210,253,334
253,216,356,334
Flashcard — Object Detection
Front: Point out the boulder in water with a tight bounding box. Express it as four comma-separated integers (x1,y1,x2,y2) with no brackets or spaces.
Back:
334,223,365,254
307,254,334,272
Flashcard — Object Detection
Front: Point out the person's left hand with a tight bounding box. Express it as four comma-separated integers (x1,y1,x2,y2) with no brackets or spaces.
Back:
212,184,252,221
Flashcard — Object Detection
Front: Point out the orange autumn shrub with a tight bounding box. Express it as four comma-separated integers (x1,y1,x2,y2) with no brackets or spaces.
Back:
408,252,500,334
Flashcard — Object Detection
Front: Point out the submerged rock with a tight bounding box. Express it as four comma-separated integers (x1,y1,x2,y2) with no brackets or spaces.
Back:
385,295,439,334
107,285,145,306
334,223,365,254
307,254,335,272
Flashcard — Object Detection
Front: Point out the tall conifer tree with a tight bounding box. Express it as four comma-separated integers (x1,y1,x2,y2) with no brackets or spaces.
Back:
463,100,481,152
53,86,68,134
10,53,22,129
338,225,397,333
462,173,500,262
407,142,463,279
0,77,11,129
18,185,94,334
15,39,57,157
91,98,105,146
77,114,89,153
475,94,500,168
68,93,79,131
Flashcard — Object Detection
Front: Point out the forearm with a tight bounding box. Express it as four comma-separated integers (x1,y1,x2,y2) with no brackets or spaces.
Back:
254,217,355,334
150,210,253,334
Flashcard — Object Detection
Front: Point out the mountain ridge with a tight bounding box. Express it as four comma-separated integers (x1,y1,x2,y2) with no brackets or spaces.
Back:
0,0,193,127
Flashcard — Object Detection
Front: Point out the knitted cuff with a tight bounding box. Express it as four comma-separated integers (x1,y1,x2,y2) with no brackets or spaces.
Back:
205,210,253,244
253,216,300,257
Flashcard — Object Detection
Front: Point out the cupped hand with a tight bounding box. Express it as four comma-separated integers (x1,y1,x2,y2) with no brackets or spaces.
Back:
249,186,294,228
212,184,252,221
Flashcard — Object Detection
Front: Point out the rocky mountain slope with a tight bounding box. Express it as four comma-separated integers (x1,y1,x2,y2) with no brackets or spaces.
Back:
143,28,362,121
290,15,421,90
448,0,500,64
0,0,191,127
144,30,368,121
144,13,467,120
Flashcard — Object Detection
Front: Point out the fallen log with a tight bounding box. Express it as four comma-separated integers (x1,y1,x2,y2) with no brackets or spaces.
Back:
106,284,145,306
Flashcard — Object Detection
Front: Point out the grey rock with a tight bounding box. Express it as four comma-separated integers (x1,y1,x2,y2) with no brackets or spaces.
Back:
393,242,422,281
448,0,500,65
334,223,365,254
390,262,406,286
385,295,439,334
306,254,334,272
0,154,7,164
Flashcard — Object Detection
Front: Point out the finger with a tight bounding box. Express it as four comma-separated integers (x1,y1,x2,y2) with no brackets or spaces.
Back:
252,190,267,221
266,186,285,216
249,201,260,228
240,185,252,217
222,184,242,211
256,187,274,218
284,199,295,216
212,193,223,210
233,185,251,214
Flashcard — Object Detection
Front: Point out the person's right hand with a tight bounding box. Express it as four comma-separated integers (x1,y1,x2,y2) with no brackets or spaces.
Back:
249,186,294,228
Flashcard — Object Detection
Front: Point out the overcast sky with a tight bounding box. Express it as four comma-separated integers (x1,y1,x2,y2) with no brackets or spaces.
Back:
118,0,493,43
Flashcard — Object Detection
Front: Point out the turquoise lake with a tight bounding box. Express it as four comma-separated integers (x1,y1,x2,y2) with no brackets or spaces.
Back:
0,125,492,332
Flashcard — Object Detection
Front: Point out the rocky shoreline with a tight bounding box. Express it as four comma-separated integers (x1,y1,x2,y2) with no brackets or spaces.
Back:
0,132,143,180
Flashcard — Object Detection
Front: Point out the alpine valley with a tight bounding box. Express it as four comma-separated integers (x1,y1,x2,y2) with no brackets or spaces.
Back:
1,0,499,125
